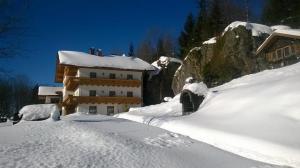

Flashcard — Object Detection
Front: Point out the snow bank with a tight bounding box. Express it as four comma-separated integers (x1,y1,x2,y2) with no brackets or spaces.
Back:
38,86,63,96
58,50,155,71
19,104,60,121
224,21,272,36
117,62,300,168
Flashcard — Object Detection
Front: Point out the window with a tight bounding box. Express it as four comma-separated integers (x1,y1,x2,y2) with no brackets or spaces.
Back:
89,106,97,114
107,106,114,115
291,45,295,53
277,49,282,59
127,74,133,80
127,91,133,97
109,91,116,97
90,72,96,78
272,52,276,61
284,47,290,57
109,73,116,79
89,90,96,96
50,98,60,103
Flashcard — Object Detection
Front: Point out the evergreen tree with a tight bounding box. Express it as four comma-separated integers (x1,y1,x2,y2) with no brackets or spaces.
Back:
128,43,135,57
178,13,195,59
193,0,209,46
209,0,223,36
262,0,300,28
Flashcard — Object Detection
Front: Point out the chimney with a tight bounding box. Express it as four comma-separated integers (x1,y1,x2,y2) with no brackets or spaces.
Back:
96,49,103,56
88,47,95,55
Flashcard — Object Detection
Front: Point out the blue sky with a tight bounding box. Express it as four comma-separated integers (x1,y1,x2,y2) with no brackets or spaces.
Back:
0,0,263,86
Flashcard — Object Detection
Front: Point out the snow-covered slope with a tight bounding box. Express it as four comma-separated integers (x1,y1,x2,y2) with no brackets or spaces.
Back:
0,114,282,168
116,62,300,168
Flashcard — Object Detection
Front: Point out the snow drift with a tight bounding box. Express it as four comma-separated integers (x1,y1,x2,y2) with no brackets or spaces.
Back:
117,62,300,168
19,104,60,121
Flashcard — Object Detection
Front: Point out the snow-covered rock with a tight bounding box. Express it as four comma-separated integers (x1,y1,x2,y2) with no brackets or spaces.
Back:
203,37,216,44
19,104,60,121
224,21,272,36
151,56,182,70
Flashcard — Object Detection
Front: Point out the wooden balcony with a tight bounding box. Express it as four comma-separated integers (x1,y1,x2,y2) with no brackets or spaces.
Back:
62,95,142,106
64,77,141,91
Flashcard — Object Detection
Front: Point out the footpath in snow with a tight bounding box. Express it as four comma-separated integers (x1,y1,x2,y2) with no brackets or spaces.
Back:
116,62,300,168
0,114,285,168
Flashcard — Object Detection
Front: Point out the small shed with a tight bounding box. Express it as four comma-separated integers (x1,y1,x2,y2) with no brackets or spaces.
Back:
180,79,207,115
180,90,205,115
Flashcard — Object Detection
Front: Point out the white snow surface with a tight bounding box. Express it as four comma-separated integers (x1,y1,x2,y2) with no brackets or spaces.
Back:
224,21,273,36
19,104,59,121
183,82,208,96
117,62,300,168
58,50,156,71
203,37,217,44
38,86,63,96
0,114,283,168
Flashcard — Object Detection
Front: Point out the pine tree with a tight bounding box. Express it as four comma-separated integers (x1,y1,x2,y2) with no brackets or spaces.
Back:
193,0,209,46
178,13,195,59
209,0,223,36
262,0,300,28
128,43,135,57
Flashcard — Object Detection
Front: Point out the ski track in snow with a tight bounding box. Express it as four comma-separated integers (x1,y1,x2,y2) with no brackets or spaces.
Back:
0,115,287,168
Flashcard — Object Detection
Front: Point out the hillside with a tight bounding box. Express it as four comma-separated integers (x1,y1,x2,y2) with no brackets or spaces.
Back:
116,62,300,168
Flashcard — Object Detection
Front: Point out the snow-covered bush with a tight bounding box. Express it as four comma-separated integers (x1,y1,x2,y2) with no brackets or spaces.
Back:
19,104,60,121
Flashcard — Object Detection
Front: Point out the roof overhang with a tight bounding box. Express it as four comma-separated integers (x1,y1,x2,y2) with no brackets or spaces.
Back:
256,32,300,55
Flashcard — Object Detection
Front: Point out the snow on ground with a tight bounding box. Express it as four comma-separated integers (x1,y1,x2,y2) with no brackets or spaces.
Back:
223,21,273,36
19,104,59,121
116,62,300,168
0,114,283,168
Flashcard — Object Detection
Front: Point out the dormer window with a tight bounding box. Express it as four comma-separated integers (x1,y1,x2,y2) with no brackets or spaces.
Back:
90,72,96,78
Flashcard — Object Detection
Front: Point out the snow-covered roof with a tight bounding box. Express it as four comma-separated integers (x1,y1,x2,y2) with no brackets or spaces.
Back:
58,51,156,71
257,29,300,54
223,21,272,37
270,25,291,31
182,82,208,96
38,86,63,96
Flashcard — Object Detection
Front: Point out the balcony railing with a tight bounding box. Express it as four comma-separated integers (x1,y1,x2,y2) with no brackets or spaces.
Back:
62,95,142,106
64,77,141,91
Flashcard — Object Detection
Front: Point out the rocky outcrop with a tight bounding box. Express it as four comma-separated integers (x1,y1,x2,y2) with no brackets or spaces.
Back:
172,23,270,94
143,57,182,105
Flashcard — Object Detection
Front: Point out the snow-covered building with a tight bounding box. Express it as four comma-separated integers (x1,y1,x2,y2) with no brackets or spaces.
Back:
38,86,63,104
55,50,155,115
257,29,300,68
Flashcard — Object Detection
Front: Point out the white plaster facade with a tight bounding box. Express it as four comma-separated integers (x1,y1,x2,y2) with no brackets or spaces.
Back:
63,67,143,115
